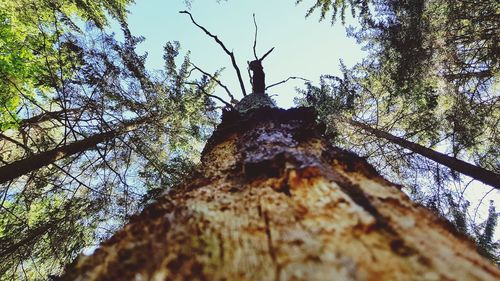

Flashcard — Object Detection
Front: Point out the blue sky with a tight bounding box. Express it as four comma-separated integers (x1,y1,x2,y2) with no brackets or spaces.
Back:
124,0,365,108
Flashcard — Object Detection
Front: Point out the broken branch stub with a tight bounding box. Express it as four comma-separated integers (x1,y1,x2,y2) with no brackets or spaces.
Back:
249,47,275,95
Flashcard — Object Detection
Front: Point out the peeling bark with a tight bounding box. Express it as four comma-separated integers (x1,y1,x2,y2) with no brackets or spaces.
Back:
59,107,499,281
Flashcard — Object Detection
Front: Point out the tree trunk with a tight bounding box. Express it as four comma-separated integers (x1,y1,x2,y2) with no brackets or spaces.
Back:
59,107,499,281
345,118,500,189
0,108,83,131
0,217,63,261
0,117,148,185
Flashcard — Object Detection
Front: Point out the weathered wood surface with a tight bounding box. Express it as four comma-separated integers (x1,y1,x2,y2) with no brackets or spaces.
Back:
60,107,499,281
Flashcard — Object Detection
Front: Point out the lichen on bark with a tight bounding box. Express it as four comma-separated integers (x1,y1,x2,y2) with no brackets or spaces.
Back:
234,93,276,113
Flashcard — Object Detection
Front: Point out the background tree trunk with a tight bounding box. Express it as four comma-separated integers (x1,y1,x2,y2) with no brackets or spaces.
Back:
344,118,500,189
59,107,499,281
0,116,147,184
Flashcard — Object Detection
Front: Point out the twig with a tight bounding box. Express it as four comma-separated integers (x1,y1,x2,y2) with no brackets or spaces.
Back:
180,10,247,96
260,47,275,61
473,187,495,222
186,82,235,110
190,62,236,102
52,163,102,194
265,76,310,90
253,14,258,60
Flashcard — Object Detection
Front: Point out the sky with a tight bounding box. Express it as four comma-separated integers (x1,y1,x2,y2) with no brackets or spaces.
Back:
117,0,498,237
123,0,365,108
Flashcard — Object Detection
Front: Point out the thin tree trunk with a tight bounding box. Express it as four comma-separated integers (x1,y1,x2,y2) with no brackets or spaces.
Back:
0,117,148,185
345,118,500,189
0,108,85,132
59,107,499,281
0,218,62,260
18,108,81,127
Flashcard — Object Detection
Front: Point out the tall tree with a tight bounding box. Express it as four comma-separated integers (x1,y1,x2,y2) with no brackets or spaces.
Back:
2,0,498,279
58,102,499,280
53,8,498,276
295,0,499,171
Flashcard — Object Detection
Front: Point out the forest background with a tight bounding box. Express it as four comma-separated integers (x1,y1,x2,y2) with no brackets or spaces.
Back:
0,0,498,279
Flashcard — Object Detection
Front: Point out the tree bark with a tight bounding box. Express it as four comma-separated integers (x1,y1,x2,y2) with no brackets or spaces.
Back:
345,118,500,190
0,117,148,185
59,107,499,281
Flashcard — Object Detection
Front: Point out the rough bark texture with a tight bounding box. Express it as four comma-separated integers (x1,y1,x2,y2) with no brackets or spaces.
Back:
60,107,499,281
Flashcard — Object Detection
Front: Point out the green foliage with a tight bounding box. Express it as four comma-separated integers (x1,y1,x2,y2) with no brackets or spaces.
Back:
0,0,133,129
295,0,372,25
476,202,500,263
0,172,99,280
412,191,499,264
0,10,42,130
298,0,499,186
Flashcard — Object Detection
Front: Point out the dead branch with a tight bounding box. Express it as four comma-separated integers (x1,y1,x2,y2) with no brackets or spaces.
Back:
180,10,247,96
253,14,258,60
185,82,235,110
251,14,273,63
260,47,275,61
265,76,311,90
189,62,236,102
